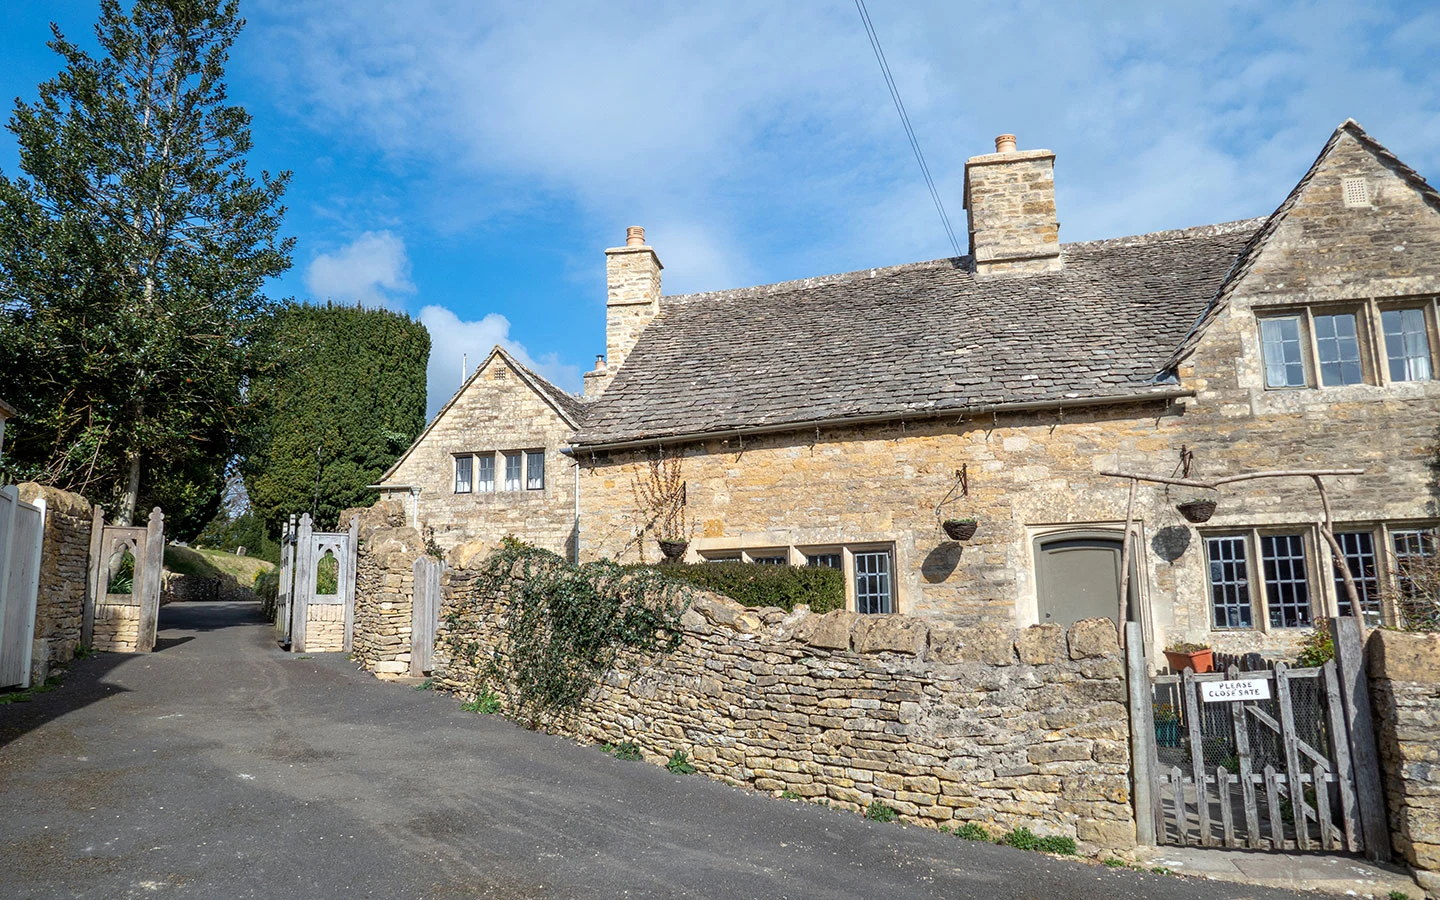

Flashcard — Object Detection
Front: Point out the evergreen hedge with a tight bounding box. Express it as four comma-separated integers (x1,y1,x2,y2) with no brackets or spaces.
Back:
651,561,845,613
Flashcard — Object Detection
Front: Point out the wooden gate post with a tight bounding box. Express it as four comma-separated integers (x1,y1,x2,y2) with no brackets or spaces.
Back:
82,506,104,649
1331,616,1390,862
0,486,18,675
411,556,442,677
292,514,314,653
1125,621,1159,845
136,508,164,652
342,515,359,653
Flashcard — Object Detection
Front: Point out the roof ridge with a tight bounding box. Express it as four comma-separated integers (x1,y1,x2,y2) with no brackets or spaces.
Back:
661,218,1267,306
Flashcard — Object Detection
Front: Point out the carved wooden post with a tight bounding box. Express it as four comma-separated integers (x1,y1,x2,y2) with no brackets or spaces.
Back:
292,514,314,653
136,508,165,652
342,515,359,652
83,505,104,649
411,556,442,677
1331,616,1390,861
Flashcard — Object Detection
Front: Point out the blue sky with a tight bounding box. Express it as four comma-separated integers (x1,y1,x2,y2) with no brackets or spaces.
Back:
3,1,1438,415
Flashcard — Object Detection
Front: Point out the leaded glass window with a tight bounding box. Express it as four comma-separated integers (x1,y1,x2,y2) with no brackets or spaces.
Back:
1206,536,1252,628
1260,316,1307,388
1313,312,1363,386
1382,308,1432,382
1261,534,1311,628
1334,531,1382,623
854,551,893,614
454,455,472,493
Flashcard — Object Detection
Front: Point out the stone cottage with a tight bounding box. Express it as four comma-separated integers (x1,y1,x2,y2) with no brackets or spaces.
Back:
388,120,1440,659
374,346,585,559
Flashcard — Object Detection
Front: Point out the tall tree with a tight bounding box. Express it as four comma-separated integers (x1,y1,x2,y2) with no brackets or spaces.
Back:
243,302,429,534
0,0,292,530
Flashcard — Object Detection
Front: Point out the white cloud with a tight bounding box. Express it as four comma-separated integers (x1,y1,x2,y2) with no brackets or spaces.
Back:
304,231,415,307
258,0,1440,295
418,305,582,417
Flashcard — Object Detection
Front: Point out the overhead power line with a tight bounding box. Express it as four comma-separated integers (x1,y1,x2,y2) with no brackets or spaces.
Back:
852,0,963,259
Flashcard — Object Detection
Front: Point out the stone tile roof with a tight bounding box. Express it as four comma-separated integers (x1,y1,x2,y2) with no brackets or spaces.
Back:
572,219,1263,447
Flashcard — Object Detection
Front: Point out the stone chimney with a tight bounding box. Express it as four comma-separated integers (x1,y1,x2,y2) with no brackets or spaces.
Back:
963,133,1061,275
584,226,662,398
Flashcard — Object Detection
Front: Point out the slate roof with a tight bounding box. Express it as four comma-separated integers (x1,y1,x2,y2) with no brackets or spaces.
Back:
572,219,1263,448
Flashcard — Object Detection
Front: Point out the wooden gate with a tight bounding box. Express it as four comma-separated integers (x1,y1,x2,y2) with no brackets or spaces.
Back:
1128,620,1388,860
410,555,442,676
84,507,164,654
0,486,46,687
282,513,357,653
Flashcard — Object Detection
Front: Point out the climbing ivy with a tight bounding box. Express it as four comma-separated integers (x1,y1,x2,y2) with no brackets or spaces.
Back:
467,539,691,728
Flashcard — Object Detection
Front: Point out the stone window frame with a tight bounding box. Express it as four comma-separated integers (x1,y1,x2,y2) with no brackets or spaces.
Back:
1329,521,1438,627
1201,521,1438,632
696,542,899,614
453,454,473,494
1376,299,1438,384
1254,296,1439,391
1200,526,1323,633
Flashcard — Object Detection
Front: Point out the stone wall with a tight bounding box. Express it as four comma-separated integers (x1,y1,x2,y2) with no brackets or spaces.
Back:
433,569,1135,850
16,483,92,670
1368,628,1440,893
90,602,142,653
349,501,427,677
378,351,578,559
304,603,345,652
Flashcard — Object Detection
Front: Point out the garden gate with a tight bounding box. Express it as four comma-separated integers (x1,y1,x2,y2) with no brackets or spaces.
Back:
279,513,357,653
1127,620,1388,861
0,485,46,687
84,507,164,653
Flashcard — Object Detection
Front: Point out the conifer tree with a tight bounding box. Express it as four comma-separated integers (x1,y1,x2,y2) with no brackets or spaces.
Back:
0,0,291,532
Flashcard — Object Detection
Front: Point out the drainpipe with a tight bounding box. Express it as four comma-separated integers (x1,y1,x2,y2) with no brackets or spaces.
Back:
571,456,581,564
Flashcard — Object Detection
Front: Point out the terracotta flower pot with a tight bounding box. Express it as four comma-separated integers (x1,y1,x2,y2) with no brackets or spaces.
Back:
942,520,978,541
1164,648,1214,674
657,539,688,562
1176,499,1217,524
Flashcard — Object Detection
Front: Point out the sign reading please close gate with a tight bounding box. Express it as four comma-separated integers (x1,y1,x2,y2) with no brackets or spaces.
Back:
1199,679,1272,703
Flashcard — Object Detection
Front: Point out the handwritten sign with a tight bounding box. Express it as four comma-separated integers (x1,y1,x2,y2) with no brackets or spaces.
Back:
1200,679,1272,703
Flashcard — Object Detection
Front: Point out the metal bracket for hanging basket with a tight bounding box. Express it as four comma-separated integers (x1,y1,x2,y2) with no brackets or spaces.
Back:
935,465,976,540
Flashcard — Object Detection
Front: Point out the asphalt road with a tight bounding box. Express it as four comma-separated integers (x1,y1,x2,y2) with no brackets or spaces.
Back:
0,600,1310,900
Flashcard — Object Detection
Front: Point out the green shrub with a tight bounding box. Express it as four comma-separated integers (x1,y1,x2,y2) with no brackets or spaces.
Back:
665,750,697,774
603,741,642,761
461,689,501,714
254,570,279,619
1295,620,1335,667
998,827,1039,850
648,561,844,613
953,822,989,841
864,801,898,823
1034,835,1077,855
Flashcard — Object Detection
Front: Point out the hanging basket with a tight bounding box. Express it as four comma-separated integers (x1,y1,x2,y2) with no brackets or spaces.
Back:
1175,499,1218,524
657,539,689,562
942,519,978,541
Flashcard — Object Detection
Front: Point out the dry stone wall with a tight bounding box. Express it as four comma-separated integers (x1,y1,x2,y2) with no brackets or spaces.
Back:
16,483,92,671
433,571,1136,850
1368,629,1440,893
349,502,426,676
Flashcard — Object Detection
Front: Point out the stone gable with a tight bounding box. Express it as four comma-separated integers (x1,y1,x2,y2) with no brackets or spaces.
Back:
379,348,580,559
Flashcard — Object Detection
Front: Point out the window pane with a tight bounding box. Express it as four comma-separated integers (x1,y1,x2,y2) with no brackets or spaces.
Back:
751,554,786,565
1383,308,1432,382
1314,313,1363,386
1261,534,1311,628
526,450,545,490
1205,536,1252,628
807,553,842,569
454,455,472,493
854,551,893,614
1334,531,1382,624
503,452,522,491
1260,317,1306,387
1391,530,1436,620
476,454,495,492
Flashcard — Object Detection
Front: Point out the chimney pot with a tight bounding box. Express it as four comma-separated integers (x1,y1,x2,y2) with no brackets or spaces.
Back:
994,134,1017,154
626,226,646,247
595,354,606,369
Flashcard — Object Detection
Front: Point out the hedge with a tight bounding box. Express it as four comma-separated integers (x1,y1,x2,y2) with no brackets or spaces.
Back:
650,561,844,613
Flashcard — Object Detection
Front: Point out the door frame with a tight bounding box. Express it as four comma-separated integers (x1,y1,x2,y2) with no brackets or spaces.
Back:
1023,523,1153,649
